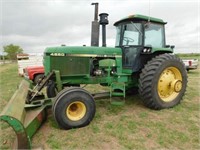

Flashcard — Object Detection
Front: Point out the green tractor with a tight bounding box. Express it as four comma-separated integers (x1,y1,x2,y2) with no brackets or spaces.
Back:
43,14,187,129
0,5,187,149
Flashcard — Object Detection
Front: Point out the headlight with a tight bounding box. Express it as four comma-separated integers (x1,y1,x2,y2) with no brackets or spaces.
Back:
147,49,151,52
143,48,147,52
142,48,151,53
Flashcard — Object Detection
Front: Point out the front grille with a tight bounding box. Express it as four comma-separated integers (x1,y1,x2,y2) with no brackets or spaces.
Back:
50,56,90,76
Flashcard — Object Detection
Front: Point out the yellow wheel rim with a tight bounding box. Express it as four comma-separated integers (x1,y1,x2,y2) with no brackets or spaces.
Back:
157,67,183,102
66,101,86,121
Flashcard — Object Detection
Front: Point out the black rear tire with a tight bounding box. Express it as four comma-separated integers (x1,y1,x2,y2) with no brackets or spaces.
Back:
52,87,96,129
139,53,187,110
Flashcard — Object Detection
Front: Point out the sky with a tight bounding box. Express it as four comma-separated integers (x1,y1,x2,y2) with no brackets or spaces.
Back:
0,0,199,54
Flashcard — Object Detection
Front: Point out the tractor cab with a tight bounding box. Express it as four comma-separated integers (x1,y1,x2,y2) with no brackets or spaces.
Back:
114,14,170,71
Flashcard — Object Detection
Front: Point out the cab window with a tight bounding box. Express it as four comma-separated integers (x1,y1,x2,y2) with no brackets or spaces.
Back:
122,23,142,46
145,23,165,47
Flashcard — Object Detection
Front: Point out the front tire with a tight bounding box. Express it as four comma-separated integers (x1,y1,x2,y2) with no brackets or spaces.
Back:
139,53,187,110
52,87,96,129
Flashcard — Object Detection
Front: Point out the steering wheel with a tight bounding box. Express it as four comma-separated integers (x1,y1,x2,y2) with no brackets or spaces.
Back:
123,37,134,45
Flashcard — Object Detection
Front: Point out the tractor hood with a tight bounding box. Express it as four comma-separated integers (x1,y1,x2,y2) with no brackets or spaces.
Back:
44,46,122,57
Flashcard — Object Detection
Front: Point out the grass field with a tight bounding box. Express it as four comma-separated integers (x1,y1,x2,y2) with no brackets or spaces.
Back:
0,57,200,150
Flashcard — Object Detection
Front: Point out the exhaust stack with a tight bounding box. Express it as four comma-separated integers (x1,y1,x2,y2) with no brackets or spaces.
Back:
91,3,99,47
99,13,109,47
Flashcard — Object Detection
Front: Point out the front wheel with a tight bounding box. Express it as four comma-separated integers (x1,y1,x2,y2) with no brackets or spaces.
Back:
139,53,187,110
52,87,96,129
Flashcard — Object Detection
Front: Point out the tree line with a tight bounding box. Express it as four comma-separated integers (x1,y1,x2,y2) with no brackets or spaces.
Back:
1,44,24,61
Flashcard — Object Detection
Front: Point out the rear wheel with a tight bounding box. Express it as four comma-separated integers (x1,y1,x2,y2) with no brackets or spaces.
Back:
139,53,187,110
52,87,96,129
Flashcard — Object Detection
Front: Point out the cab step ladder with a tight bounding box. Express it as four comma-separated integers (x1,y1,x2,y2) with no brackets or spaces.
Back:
110,82,126,105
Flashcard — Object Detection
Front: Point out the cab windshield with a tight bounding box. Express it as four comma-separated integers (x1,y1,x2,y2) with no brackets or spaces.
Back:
115,22,142,46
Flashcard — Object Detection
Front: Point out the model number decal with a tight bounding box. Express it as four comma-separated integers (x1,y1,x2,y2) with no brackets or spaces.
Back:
50,53,65,56
48,53,122,58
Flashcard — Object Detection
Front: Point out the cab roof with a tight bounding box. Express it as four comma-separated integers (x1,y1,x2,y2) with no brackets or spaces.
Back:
114,14,166,26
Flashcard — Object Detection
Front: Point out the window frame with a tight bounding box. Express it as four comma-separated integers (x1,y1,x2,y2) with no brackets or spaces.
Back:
144,23,166,48
115,21,144,47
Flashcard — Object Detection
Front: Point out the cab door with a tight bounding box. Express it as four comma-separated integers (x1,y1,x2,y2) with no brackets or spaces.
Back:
120,22,143,71
122,46,143,71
